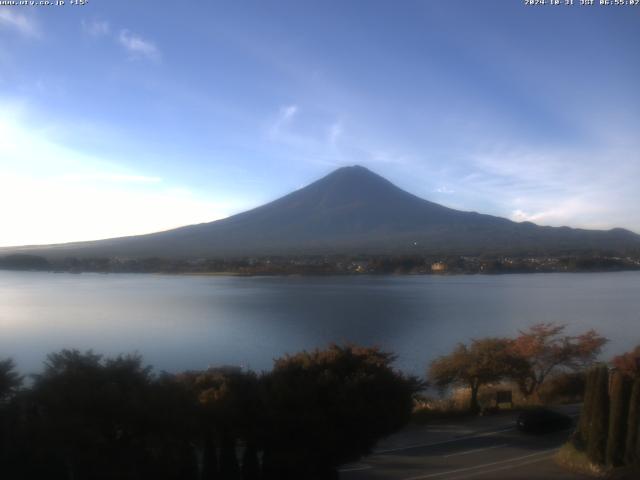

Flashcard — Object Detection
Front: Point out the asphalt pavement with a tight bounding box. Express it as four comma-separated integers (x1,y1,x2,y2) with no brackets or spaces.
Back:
339,404,591,480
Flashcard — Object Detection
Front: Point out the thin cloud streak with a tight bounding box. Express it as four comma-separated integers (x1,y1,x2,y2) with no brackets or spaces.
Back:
0,9,39,38
81,19,110,37
328,122,343,145
448,141,640,232
269,104,298,137
118,30,161,61
56,173,163,184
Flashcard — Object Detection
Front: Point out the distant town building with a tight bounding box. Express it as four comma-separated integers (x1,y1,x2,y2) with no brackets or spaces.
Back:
431,262,447,273
352,261,369,273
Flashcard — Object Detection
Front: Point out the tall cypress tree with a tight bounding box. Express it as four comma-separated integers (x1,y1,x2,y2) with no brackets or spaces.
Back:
202,430,219,480
578,367,597,447
219,430,240,480
606,371,631,466
625,377,640,466
240,441,260,480
587,364,609,465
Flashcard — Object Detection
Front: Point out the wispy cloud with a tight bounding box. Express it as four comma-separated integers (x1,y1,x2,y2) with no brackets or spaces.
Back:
443,139,640,231
268,104,299,138
510,199,594,225
118,30,161,61
56,173,162,184
508,197,613,230
0,10,39,38
368,149,415,166
328,122,342,145
264,105,348,168
81,19,110,37
281,105,298,120
277,104,298,126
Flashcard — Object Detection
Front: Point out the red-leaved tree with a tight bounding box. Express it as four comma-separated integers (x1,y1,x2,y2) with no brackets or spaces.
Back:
509,323,607,398
611,345,640,378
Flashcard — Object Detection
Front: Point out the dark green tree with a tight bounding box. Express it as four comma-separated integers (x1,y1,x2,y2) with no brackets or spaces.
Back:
140,373,201,480
241,442,260,480
624,377,640,466
606,370,631,466
27,349,198,480
262,344,421,479
175,368,262,480
29,349,105,479
587,364,609,465
0,358,22,403
172,370,223,480
0,358,24,477
577,367,598,446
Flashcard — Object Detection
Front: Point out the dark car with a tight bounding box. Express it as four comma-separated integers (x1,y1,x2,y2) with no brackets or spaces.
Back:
516,408,573,434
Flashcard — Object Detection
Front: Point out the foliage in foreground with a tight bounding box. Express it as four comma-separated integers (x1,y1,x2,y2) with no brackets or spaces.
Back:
573,345,640,471
428,337,525,413
0,345,420,480
428,323,606,412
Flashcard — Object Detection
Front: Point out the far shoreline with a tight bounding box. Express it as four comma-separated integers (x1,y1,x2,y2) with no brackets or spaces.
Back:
2,267,640,278
2,252,640,277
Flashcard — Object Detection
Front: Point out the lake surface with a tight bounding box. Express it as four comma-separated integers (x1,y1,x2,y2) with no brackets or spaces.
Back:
1,271,639,377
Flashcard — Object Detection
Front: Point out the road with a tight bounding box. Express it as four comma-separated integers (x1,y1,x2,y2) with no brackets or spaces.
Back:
339,405,590,480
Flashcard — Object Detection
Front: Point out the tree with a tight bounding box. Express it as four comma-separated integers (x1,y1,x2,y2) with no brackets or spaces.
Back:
612,345,640,378
577,366,598,446
509,323,607,398
587,364,609,465
29,349,106,479
148,373,202,480
606,370,631,466
0,358,22,403
27,349,188,480
609,345,640,466
262,344,421,479
624,377,640,465
0,358,24,477
173,367,263,480
428,338,524,413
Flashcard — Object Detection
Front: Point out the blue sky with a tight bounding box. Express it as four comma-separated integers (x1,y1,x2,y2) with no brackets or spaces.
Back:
1,1,639,246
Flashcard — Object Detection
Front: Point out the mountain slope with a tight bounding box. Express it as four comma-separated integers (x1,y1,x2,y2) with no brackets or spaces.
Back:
4,166,640,258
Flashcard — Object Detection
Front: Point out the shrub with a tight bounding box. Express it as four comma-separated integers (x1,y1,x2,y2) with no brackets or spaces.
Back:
538,372,587,405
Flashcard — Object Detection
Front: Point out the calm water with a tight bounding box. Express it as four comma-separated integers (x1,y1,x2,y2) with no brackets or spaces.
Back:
1,271,639,377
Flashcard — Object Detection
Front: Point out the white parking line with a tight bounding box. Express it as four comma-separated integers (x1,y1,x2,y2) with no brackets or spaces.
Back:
374,427,515,454
427,429,475,434
444,453,555,480
442,443,509,458
339,464,372,472
402,449,557,480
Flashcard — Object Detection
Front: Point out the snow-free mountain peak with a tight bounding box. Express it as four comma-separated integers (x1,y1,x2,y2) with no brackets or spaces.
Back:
2,166,639,259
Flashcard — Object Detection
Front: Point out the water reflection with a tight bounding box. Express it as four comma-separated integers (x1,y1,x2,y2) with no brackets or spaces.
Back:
1,271,639,376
